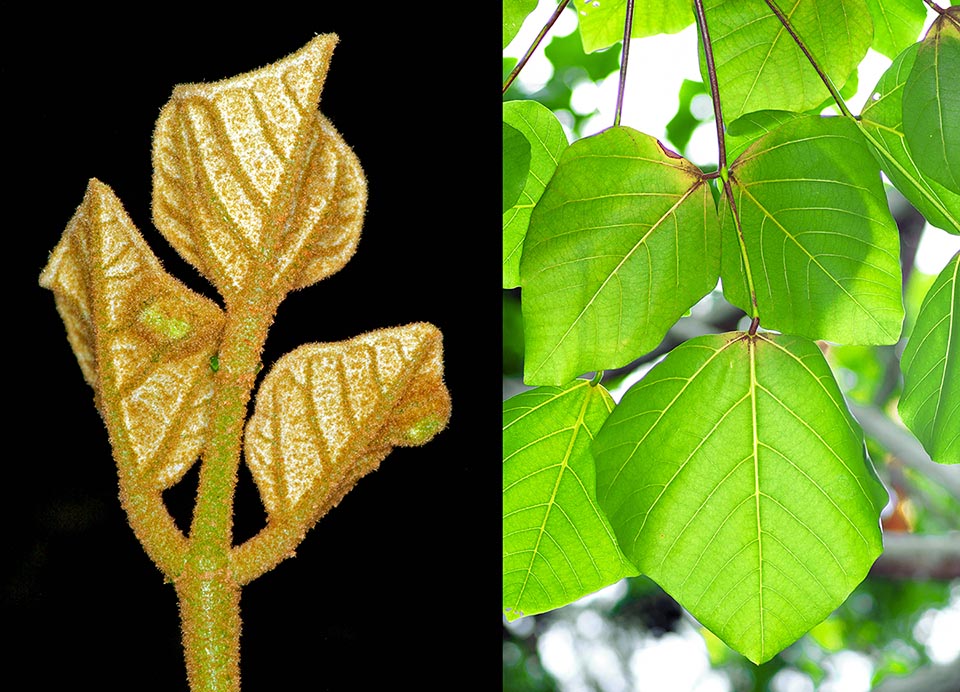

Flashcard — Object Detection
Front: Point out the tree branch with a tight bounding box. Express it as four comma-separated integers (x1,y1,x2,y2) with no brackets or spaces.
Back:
871,532,960,579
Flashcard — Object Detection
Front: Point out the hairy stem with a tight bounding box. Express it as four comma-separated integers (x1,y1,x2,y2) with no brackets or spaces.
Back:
503,0,571,95
613,0,635,127
762,0,853,118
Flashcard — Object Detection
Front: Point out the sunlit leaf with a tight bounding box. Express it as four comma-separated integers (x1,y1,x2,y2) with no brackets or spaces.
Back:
152,34,366,304
578,0,694,53
902,8,960,195
722,114,904,344
40,180,225,489
504,0,539,49
503,100,569,289
700,0,872,122
504,122,532,213
244,323,450,519
594,332,887,664
899,252,960,464
503,380,638,620
521,126,720,385
860,42,960,234
863,0,926,59
725,110,802,163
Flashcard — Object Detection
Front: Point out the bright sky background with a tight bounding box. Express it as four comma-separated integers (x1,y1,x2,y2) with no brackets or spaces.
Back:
504,4,960,690
505,0,960,278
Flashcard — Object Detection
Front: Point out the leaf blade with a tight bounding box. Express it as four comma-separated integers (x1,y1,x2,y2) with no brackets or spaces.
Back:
899,252,960,464
503,381,638,620
723,115,904,344
520,126,720,385
594,332,886,663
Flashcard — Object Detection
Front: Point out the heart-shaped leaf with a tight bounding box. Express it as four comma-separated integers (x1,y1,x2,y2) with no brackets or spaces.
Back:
244,323,450,520
700,0,871,122
521,126,720,385
722,115,904,344
152,34,366,304
40,179,225,489
503,380,638,620
594,332,887,664
899,252,960,464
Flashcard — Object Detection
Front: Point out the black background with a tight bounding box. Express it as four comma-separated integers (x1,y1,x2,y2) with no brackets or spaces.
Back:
4,11,497,690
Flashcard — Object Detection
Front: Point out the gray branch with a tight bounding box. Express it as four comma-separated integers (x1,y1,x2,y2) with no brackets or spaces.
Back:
871,532,960,580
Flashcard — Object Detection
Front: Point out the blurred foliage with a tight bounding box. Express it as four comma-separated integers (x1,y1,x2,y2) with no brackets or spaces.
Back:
504,27,621,139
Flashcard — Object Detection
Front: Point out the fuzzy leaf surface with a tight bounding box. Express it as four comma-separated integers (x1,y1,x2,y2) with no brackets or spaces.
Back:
39,180,225,489
152,34,366,304
503,100,568,288
577,0,693,53
902,9,960,195
503,381,637,620
594,333,887,664
899,252,960,464
521,126,719,385
722,115,904,344
860,42,960,234
244,323,450,519
700,0,872,122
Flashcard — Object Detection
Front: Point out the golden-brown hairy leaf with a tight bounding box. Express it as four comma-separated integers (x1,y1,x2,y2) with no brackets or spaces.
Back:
152,34,366,303
40,179,225,489
244,323,451,517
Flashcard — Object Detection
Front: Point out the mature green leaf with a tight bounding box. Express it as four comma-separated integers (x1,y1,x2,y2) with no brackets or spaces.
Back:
863,0,926,59
722,115,904,344
504,0,539,49
903,9,960,194
860,42,960,234
521,126,720,385
504,122,532,213
594,332,887,664
503,100,569,289
700,0,872,122
899,252,960,464
578,0,693,54
545,30,622,83
503,381,638,620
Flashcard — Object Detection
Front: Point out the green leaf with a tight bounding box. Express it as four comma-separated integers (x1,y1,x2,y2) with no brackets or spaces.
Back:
700,0,872,122
863,0,926,59
503,381,638,620
902,9,960,195
503,100,569,289
521,126,720,385
577,0,694,54
504,122,532,213
594,332,887,664
859,42,960,234
899,252,960,464
722,115,904,344
504,0,539,49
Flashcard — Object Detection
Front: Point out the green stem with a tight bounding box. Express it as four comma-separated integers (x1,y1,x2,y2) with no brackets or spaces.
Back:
613,0,635,127
179,287,281,691
762,0,853,118
503,0,571,95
